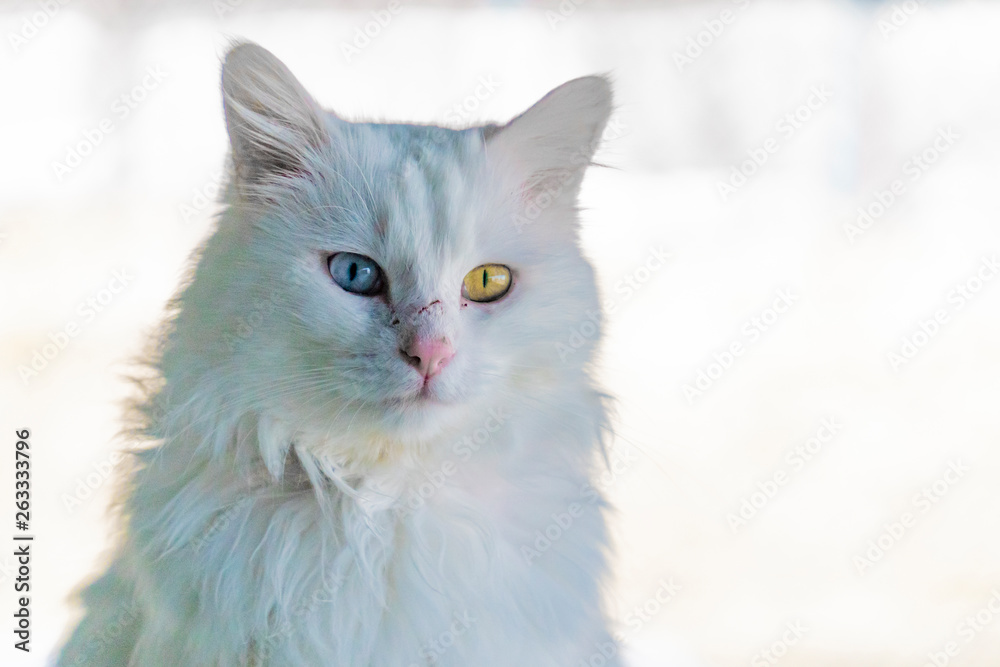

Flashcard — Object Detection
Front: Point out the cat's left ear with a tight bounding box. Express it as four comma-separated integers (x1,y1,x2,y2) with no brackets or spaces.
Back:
221,42,330,183
485,75,613,202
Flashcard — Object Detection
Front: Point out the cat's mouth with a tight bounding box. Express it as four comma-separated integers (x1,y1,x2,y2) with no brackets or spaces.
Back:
379,377,449,410
409,378,448,405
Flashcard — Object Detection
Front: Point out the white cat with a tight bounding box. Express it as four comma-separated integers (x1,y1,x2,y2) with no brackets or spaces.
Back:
58,42,619,666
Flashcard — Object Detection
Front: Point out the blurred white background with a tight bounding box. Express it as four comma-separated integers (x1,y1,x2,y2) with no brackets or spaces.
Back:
3,0,1000,665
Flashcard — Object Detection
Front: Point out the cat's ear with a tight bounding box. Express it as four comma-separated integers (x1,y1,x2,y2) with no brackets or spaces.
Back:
486,75,613,201
221,42,329,183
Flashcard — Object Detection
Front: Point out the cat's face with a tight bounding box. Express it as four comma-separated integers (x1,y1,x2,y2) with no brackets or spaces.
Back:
215,43,611,447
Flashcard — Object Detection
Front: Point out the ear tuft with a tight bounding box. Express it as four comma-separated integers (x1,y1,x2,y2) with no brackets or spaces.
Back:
222,42,329,183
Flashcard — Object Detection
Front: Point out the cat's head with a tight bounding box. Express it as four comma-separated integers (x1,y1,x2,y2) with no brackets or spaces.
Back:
176,43,611,465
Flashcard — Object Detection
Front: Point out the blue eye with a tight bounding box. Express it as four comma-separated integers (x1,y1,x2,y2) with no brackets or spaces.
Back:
327,253,384,296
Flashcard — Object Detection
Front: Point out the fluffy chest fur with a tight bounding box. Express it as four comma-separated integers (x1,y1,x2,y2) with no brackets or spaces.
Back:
116,390,609,666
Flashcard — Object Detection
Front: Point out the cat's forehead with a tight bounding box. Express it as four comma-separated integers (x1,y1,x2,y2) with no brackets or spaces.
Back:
329,121,487,266
360,121,482,208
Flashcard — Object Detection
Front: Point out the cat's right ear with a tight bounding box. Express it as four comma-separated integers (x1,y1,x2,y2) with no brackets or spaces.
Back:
221,42,330,184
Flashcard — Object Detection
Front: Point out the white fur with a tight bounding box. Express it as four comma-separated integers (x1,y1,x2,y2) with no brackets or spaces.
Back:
58,42,617,666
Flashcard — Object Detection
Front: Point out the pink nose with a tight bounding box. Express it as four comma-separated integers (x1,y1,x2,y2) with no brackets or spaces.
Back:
401,337,454,379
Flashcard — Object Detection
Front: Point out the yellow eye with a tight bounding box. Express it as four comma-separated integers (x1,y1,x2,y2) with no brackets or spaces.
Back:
462,264,512,303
